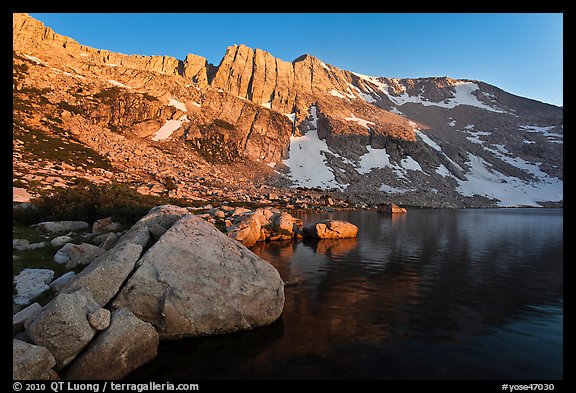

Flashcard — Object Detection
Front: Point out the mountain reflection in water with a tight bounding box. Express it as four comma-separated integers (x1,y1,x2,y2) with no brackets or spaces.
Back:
128,209,563,380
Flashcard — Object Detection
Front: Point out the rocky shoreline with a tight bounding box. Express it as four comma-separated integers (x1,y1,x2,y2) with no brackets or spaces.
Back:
13,204,359,380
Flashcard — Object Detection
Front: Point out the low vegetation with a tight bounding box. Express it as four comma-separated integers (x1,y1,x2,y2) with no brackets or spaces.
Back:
13,179,189,226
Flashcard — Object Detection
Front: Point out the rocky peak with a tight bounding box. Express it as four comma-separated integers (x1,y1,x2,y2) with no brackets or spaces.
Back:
12,14,563,208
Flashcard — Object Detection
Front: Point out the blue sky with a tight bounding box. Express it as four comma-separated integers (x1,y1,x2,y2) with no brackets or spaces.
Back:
29,13,563,106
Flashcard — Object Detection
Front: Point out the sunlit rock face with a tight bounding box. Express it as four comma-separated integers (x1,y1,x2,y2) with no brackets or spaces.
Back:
13,13,562,208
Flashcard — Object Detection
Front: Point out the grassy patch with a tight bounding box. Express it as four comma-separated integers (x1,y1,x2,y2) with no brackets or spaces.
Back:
13,118,114,171
19,179,189,226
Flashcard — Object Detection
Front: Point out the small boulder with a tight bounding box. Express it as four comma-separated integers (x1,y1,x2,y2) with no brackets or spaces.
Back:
25,288,101,370
13,339,58,380
13,187,33,203
100,232,119,250
53,243,76,264
92,217,122,235
49,272,76,292
60,227,149,306
13,239,47,251
302,220,358,239
13,269,54,306
64,309,159,380
35,221,89,234
67,243,106,268
88,308,111,331
377,202,407,214
227,215,262,247
50,234,73,248
13,303,43,333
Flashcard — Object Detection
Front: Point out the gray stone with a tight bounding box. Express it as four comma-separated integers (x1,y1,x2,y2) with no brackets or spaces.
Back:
35,221,89,233
13,239,29,248
88,308,111,330
53,243,76,264
64,309,158,380
100,232,119,250
13,239,47,251
148,223,167,241
60,239,145,307
132,205,189,232
92,232,110,246
64,243,107,269
25,288,100,370
49,272,76,292
50,234,73,248
13,339,58,380
13,303,43,333
113,213,284,339
13,269,54,306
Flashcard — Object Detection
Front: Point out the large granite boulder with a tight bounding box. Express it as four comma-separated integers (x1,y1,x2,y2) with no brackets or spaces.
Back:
25,288,101,370
302,219,358,239
64,309,158,380
13,339,58,380
112,213,284,339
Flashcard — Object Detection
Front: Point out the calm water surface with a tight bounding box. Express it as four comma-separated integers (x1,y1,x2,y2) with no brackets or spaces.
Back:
129,208,563,380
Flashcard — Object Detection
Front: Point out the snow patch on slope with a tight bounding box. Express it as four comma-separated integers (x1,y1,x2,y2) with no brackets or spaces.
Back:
168,98,187,112
344,114,375,129
108,79,130,89
352,72,506,113
456,153,562,207
283,105,346,190
357,146,393,174
151,116,188,141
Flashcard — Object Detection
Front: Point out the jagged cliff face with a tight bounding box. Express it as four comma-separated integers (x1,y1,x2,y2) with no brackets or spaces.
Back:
13,13,563,207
